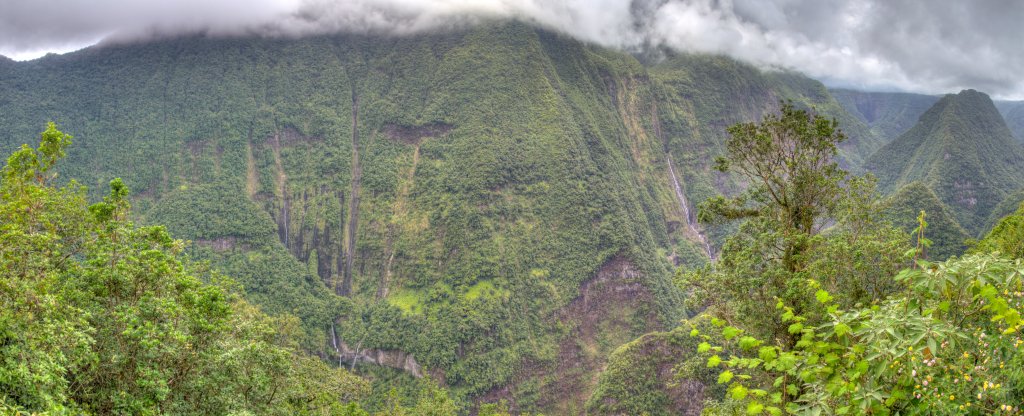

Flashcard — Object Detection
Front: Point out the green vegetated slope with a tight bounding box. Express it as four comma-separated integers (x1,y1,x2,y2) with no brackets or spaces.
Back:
975,198,1024,258
830,88,939,142
585,316,724,416
653,55,881,180
866,89,1024,234
879,182,970,260
0,22,881,412
983,189,1024,232
994,100,1024,143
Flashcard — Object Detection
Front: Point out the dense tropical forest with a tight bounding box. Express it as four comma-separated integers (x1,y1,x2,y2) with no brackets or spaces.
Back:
3,20,1024,415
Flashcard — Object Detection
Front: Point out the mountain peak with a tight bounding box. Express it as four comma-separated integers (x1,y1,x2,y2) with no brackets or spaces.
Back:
867,87,1024,233
949,88,996,110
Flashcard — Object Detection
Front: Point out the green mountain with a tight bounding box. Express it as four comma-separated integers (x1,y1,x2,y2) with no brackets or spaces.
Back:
879,182,970,260
830,88,939,142
994,100,1024,143
0,22,882,412
866,89,1024,233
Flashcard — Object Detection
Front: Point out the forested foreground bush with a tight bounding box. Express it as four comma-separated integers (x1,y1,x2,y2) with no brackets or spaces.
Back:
0,124,370,415
686,104,1024,414
694,250,1024,415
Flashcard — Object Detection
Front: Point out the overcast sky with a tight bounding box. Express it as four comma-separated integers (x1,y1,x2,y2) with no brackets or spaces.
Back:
2,0,1023,99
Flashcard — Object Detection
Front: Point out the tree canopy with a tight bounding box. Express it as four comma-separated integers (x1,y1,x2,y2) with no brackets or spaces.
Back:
0,123,370,415
688,103,908,343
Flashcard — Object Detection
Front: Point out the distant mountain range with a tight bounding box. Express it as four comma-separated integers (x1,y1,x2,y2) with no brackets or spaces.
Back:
832,87,1024,144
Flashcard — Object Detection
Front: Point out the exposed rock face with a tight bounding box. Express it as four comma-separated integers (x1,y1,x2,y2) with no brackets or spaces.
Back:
338,341,423,378
383,122,453,145
564,256,656,322
667,155,715,260
278,127,324,145
194,237,242,252
247,126,352,294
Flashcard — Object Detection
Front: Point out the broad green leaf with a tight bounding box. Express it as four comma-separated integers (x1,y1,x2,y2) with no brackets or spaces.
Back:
731,385,749,400
739,336,762,350
723,326,742,340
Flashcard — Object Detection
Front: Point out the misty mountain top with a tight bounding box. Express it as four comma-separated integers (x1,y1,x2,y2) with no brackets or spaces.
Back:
3,0,1024,99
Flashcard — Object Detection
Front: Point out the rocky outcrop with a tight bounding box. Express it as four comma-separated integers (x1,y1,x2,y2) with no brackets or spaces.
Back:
194,237,243,252
337,341,422,378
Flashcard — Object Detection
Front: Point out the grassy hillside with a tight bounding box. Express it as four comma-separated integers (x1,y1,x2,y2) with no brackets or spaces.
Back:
866,89,1024,234
830,89,939,142
0,22,880,412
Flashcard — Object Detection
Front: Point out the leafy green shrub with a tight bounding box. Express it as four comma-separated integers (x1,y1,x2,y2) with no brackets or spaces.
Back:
694,252,1024,415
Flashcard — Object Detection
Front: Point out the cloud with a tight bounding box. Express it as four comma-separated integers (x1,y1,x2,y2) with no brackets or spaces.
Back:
0,0,298,59
1,0,1023,98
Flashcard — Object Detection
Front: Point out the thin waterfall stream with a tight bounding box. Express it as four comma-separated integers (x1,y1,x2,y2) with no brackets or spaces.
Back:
667,156,716,261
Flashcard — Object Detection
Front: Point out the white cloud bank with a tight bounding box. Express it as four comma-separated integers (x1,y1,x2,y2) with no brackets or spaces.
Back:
2,0,1023,98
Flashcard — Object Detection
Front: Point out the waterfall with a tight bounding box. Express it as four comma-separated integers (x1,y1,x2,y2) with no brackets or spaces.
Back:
667,156,716,261
331,322,342,367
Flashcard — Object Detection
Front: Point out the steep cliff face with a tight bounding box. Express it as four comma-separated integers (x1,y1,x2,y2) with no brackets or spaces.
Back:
0,23,688,403
0,21,876,407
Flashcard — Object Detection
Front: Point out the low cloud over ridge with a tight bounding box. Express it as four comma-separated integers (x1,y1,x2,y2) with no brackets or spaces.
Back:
2,0,1023,99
